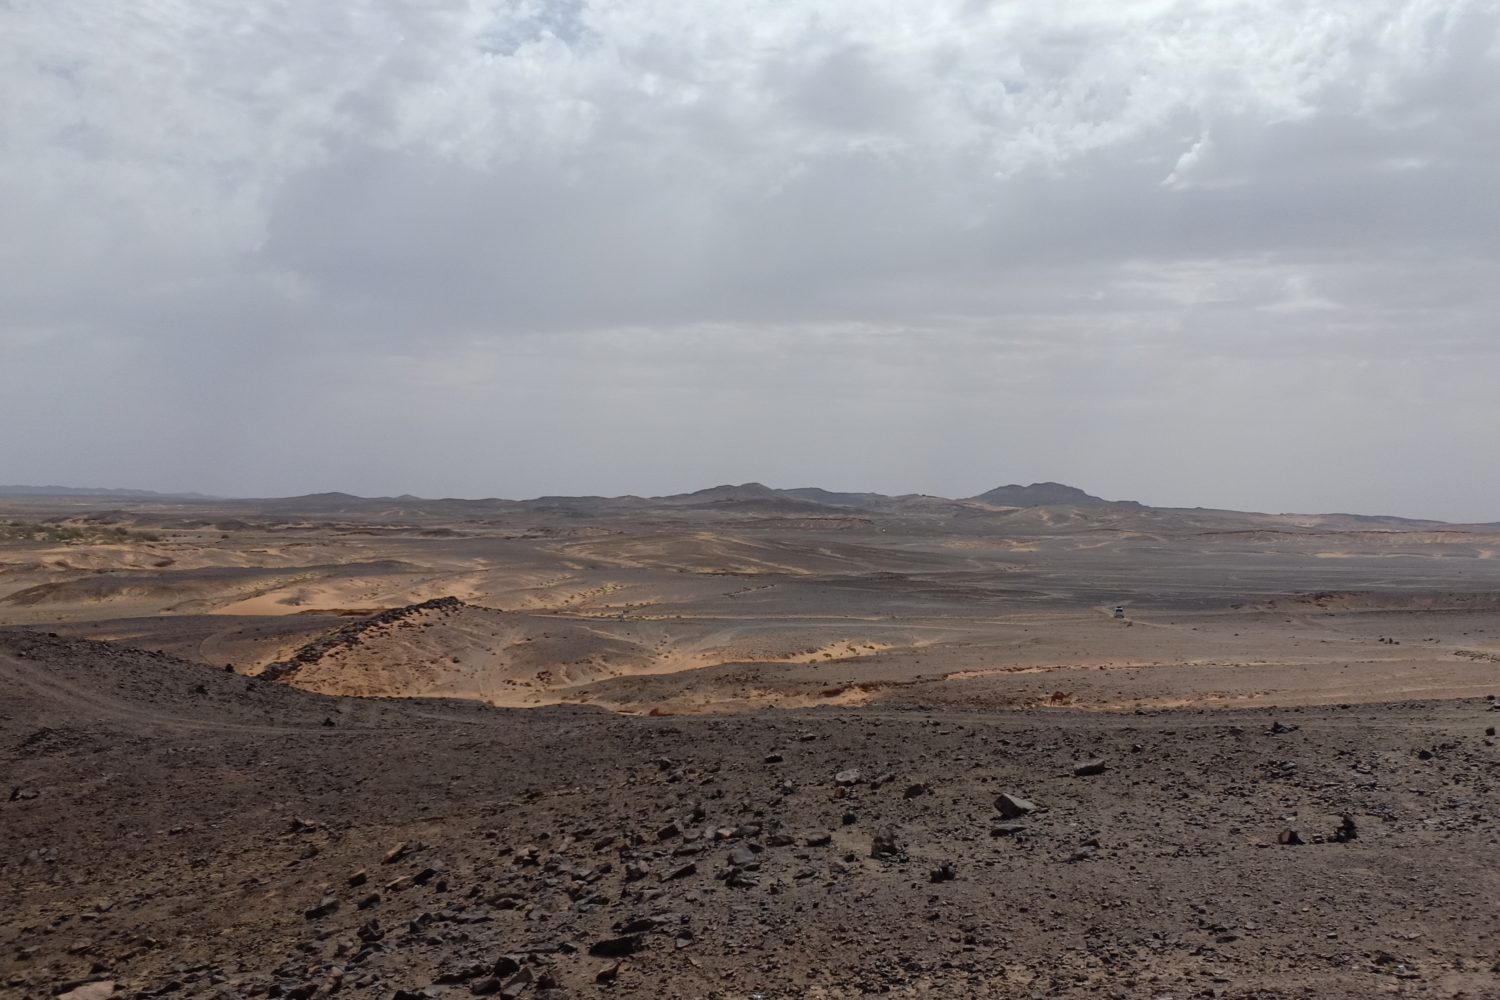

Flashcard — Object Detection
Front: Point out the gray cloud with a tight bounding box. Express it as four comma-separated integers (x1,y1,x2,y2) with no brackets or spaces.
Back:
3,0,1499,519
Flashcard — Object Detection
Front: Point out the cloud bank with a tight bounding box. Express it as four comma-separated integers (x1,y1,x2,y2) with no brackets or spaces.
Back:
4,1,1499,518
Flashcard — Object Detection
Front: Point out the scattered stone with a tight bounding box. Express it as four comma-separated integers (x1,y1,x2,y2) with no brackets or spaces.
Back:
57,982,114,1000
990,822,1027,838
1277,829,1304,846
498,966,532,1000
1072,759,1107,777
763,753,783,764
929,862,957,883
1332,815,1358,843
804,832,832,847
835,769,862,787
595,963,620,984
661,862,697,881
615,913,675,934
902,783,929,799
725,868,760,889
995,793,1037,819
304,895,339,920
436,964,489,985
870,827,902,860
348,870,368,887
589,936,644,958
1066,839,1099,863
382,842,412,865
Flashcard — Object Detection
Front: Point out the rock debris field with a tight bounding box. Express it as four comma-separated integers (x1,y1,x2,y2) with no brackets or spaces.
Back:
6,631,1500,1000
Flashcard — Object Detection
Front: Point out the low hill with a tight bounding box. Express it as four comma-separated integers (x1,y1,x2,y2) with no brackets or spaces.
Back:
969,482,1142,508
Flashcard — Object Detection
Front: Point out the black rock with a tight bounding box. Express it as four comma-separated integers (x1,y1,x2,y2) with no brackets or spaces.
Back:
589,936,644,958
303,896,338,920
498,967,532,1000
870,827,902,860
435,964,487,985
726,869,760,889
995,793,1037,819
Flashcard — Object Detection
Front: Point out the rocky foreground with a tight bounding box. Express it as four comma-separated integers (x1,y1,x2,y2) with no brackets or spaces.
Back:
4,630,1500,1000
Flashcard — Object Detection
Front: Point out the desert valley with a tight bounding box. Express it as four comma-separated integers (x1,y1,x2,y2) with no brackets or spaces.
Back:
4,483,1500,999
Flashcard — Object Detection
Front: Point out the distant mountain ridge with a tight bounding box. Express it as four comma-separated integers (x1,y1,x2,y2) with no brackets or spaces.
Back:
6,483,1482,524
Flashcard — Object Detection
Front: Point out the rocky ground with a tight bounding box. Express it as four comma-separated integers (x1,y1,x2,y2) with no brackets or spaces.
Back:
6,630,1500,1000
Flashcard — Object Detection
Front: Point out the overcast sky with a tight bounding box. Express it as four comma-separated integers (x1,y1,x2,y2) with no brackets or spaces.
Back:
4,2,1499,518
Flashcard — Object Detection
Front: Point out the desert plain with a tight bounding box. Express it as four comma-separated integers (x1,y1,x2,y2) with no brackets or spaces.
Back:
4,483,1500,999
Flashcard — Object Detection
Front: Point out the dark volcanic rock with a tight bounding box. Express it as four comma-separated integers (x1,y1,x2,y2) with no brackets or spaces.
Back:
870,827,903,860
303,895,339,920
589,936,644,958
996,793,1037,819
